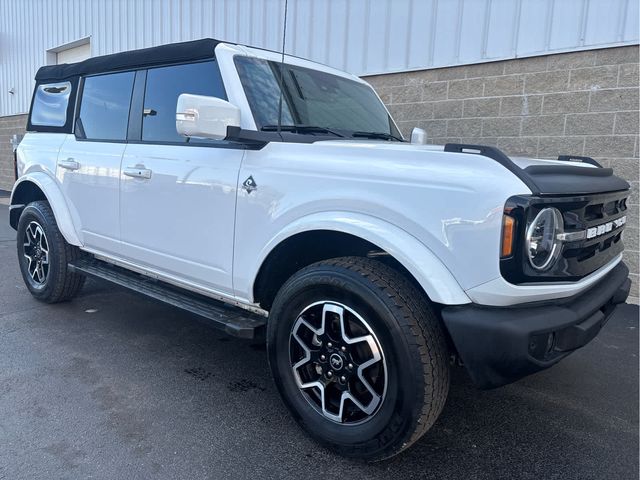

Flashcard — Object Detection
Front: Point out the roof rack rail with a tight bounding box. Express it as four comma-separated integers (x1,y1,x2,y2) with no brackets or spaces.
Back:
443,143,541,194
557,155,602,168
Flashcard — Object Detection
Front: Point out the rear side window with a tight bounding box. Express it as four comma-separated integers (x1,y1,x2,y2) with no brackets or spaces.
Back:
78,71,135,141
30,82,72,127
142,61,227,143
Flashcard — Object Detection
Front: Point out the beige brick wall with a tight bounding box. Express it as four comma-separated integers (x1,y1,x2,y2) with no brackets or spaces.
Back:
365,45,639,301
0,114,27,192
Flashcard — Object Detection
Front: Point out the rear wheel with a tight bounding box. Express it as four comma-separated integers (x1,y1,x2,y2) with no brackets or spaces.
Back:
17,201,85,303
267,257,450,461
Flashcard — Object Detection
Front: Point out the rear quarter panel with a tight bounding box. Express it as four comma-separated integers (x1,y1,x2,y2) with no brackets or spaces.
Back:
15,132,66,179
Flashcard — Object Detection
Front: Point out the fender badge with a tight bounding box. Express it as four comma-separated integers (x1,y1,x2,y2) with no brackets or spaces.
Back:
242,175,257,194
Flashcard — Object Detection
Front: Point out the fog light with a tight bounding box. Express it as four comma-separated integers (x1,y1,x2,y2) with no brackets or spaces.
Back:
545,332,555,354
529,332,557,360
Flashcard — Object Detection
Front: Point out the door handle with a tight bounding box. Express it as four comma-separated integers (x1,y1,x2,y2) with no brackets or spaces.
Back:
59,158,80,170
123,166,152,179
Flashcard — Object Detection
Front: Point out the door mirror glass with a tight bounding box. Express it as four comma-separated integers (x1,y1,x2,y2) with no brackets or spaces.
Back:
176,94,240,140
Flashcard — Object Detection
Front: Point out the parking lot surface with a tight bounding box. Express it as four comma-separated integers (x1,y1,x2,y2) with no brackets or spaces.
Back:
0,204,638,480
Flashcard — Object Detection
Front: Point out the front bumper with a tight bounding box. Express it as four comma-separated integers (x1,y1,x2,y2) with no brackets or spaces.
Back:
441,262,631,389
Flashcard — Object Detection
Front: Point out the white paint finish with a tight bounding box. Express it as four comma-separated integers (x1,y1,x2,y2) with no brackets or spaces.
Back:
624,0,640,43
1,0,639,116
10,42,631,309
215,43,258,130
584,0,625,46
57,135,125,253
11,170,82,246
118,143,244,295
467,254,623,306
15,132,62,181
240,211,472,306
232,138,532,301
550,0,584,50
175,94,241,140
485,0,518,60
12,132,82,246
517,0,550,55
458,0,485,64
54,42,91,64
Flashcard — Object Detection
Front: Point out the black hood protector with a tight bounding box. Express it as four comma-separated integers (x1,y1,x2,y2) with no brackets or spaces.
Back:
444,143,629,196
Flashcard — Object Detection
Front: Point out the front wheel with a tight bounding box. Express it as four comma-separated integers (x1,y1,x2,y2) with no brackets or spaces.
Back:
16,201,85,303
267,257,450,461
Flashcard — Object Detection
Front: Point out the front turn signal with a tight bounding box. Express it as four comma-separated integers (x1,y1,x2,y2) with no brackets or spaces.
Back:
501,214,515,258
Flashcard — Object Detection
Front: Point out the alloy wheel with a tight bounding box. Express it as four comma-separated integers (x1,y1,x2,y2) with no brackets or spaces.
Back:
289,301,387,424
23,221,50,285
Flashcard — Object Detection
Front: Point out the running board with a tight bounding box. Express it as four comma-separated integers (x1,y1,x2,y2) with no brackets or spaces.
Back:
68,257,266,340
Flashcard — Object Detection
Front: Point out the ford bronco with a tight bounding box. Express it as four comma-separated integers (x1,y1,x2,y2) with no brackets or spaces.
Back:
10,39,631,460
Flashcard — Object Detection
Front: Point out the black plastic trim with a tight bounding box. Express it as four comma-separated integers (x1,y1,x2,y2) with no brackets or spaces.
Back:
444,142,630,196
557,154,602,168
523,165,629,195
500,191,628,283
126,69,147,141
73,70,136,142
26,76,79,134
68,256,266,339
224,126,342,148
444,143,541,194
35,38,221,81
525,165,612,177
9,204,24,230
442,262,630,389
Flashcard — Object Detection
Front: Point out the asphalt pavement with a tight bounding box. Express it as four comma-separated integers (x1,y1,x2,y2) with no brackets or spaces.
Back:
0,204,638,480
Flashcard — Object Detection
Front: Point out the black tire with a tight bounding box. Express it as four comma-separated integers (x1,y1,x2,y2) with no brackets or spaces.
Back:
267,256,450,461
16,201,85,303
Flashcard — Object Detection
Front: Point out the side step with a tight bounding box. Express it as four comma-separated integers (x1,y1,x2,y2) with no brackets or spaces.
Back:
68,257,266,340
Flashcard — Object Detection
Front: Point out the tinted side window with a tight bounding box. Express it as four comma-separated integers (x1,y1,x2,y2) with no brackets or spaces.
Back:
79,71,135,141
142,61,227,143
31,81,72,127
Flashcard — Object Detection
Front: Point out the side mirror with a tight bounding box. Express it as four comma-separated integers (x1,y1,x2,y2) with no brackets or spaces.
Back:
176,93,241,140
410,127,427,145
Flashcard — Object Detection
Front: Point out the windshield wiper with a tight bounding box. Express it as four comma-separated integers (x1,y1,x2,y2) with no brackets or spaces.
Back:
351,131,404,142
261,124,345,137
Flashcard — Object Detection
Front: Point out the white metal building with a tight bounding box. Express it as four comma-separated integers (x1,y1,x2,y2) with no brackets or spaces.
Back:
0,0,638,291
1,0,639,117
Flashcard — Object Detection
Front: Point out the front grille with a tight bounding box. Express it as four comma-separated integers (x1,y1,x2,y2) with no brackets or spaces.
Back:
559,191,627,276
584,197,626,221
501,190,629,284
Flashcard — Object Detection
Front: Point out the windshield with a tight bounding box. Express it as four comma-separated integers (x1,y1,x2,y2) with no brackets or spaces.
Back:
234,56,400,138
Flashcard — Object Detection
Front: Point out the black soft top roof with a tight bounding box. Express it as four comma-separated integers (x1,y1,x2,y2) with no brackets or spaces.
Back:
35,38,222,82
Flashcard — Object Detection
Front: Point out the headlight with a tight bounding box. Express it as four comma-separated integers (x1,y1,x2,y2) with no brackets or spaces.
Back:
526,207,564,271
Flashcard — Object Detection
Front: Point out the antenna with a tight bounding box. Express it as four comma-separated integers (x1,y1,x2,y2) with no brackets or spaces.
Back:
277,0,289,134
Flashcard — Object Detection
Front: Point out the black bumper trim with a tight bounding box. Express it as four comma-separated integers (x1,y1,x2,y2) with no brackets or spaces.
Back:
441,262,631,389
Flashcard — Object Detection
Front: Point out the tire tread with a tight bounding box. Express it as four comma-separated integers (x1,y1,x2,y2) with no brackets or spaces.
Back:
20,201,85,303
270,256,450,461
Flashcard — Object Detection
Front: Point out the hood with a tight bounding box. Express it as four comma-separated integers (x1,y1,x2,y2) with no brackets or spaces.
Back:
509,155,629,196
315,140,629,196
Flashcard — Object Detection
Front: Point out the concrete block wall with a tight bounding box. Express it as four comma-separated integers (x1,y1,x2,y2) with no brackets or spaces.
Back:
365,45,639,301
0,114,27,192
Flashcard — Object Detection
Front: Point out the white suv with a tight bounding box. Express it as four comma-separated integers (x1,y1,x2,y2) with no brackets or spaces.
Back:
10,39,631,460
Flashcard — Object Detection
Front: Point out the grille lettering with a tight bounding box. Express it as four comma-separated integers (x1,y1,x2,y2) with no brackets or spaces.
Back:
585,215,626,239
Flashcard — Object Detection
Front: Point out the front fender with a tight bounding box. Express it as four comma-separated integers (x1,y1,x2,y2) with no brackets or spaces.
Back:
10,173,82,246
249,211,471,305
